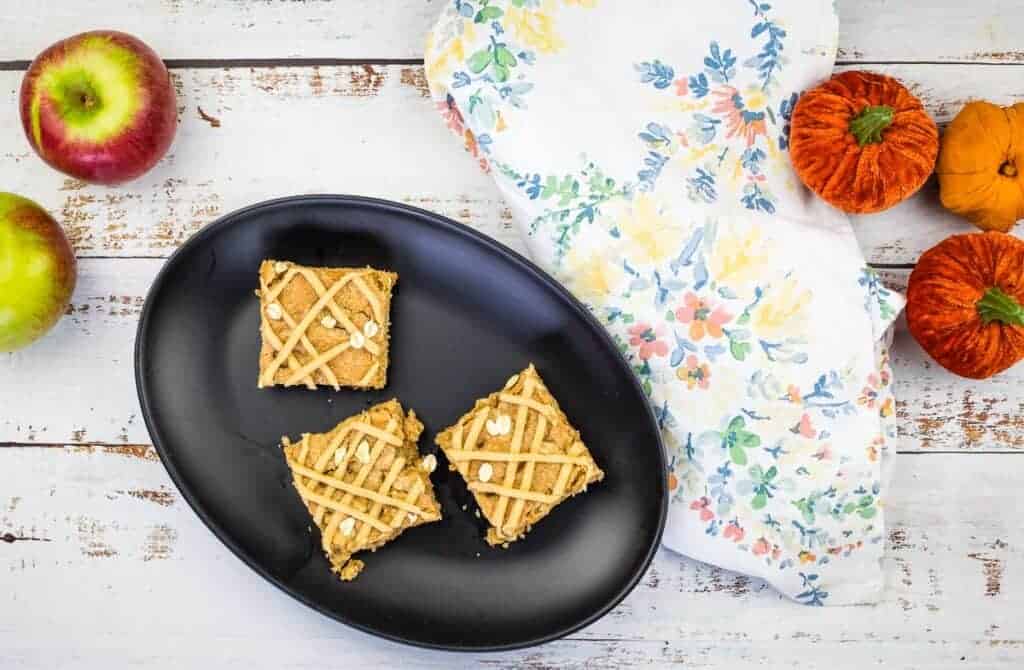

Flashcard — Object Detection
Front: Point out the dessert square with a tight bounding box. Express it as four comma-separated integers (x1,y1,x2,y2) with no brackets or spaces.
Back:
435,364,604,546
281,399,442,581
257,260,396,390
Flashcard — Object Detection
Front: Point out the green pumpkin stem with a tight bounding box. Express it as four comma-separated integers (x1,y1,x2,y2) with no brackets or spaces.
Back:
849,105,895,146
977,286,1024,326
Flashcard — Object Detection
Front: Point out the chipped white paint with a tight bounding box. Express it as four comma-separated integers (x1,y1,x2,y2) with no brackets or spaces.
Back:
3,263,1023,452
2,1,1023,64
3,1,1024,668
0,447,1020,667
1,62,1021,265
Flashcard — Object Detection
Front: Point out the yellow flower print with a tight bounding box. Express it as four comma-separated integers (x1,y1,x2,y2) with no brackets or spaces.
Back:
709,223,770,289
742,85,768,113
565,246,624,306
425,20,477,88
505,3,566,54
752,277,812,335
616,194,684,265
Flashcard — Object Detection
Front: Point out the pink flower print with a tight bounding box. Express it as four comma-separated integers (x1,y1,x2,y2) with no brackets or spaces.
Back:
674,77,689,97
858,386,879,409
723,521,745,543
675,292,732,341
628,323,669,360
812,443,833,462
436,96,465,135
711,86,768,147
792,413,816,439
771,546,782,561
859,372,884,408
690,496,714,522
752,537,770,556
677,355,712,390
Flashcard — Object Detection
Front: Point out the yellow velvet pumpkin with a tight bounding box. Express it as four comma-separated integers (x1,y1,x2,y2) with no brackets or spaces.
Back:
936,101,1024,232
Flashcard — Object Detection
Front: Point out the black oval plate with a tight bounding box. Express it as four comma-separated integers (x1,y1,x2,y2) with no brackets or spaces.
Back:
135,195,667,651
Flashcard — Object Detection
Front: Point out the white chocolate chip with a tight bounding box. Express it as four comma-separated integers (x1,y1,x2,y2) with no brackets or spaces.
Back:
339,517,356,536
504,373,519,389
363,320,379,338
486,414,512,436
421,453,437,473
478,463,494,483
355,440,371,464
333,447,347,466
265,303,283,320
407,512,418,524
349,331,366,349
273,261,289,274
320,314,337,329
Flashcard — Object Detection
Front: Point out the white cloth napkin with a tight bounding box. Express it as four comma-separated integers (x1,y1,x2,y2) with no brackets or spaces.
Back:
427,0,904,605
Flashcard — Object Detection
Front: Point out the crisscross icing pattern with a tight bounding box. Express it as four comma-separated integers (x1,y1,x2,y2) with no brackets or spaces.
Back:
447,367,599,544
258,262,389,390
286,416,429,552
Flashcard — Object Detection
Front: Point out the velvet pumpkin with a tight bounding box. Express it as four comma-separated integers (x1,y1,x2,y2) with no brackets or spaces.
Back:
936,101,1024,233
906,232,1024,379
789,70,939,214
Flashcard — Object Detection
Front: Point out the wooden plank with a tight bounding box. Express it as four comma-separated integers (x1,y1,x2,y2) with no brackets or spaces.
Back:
2,1,1024,65
0,259,148,446
838,0,1024,64
1,446,1021,667
1,263,1020,452
0,65,516,260
0,0,439,62
0,63,1017,267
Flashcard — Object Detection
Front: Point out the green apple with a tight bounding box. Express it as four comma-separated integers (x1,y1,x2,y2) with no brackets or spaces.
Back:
0,193,77,352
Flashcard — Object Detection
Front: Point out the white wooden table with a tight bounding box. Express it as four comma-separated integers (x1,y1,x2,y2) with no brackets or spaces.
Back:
2,2,1022,668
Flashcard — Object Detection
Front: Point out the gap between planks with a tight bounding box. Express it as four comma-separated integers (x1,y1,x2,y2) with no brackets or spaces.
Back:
2,57,1024,73
0,442,1019,456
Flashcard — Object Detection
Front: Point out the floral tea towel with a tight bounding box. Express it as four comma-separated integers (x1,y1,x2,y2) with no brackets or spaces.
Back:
426,0,905,605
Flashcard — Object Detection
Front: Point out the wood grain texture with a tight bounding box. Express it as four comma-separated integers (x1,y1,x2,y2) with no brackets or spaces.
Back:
0,66,516,259
1,446,1020,667
2,264,1022,453
3,2,1024,668
1,63,1020,265
2,1,1024,64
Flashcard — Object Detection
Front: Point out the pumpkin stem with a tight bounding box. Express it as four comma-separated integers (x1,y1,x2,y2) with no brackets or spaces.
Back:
849,105,895,146
977,286,1024,326
1000,161,1018,178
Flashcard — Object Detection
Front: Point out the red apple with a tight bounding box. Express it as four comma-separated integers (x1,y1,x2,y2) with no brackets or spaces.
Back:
19,31,177,185
0,193,77,352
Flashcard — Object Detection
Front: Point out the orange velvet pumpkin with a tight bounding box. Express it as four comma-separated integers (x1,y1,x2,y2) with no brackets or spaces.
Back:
906,232,1024,379
789,70,939,214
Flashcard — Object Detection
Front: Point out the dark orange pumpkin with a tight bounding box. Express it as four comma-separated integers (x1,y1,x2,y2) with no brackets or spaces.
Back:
906,232,1024,379
789,70,939,214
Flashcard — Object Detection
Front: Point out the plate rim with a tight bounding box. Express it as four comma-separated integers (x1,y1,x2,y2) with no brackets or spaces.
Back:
134,194,668,652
